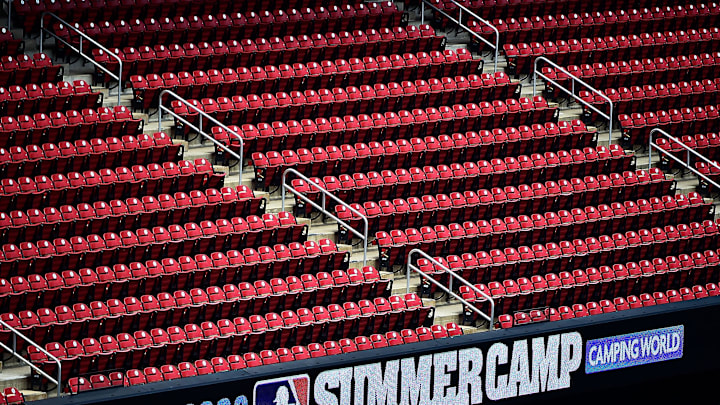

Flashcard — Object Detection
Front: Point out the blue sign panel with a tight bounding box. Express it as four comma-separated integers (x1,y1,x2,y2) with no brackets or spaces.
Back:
253,374,310,405
585,325,684,374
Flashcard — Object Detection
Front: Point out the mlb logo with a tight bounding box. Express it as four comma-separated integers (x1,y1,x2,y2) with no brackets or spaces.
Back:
253,374,310,405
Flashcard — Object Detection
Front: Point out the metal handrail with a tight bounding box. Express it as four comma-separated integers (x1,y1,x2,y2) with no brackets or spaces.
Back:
406,249,495,330
0,320,62,397
4,0,11,29
648,128,720,191
39,12,123,105
421,0,500,72
281,168,368,267
158,90,244,185
533,56,614,144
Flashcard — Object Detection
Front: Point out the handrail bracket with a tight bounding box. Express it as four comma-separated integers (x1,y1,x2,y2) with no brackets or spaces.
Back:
282,168,368,267
406,249,495,330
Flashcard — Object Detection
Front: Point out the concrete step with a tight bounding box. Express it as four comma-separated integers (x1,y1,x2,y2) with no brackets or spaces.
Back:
430,301,465,326
265,197,295,214
23,390,49,402
306,222,337,243
0,365,32,391
391,272,422,296
10,28,24,41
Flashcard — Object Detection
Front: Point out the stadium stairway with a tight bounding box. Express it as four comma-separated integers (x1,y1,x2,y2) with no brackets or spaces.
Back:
2,0,720,399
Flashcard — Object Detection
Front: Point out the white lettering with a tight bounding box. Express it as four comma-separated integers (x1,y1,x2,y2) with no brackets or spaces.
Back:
588,345,598,367
486,342,509,400
315,368,342,405
315,332,586,404
399,355,432,405
432,351,456,404
356,361,399,405
669,332,681,352
640,336,652,357
603,343,612,365
509,340,532,397
559,332,582,390
338,367,353,405
456,348,483,404
531,335,560,392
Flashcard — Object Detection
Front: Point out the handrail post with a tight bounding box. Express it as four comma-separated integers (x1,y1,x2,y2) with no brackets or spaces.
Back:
448,0,499,72
648,128,720,190
281,168,368,267
5,0,11,29
158,90,244,185
406,249,495,330
39,11,123,105
533,56,614,144
421,0,499,72
0,320,62,397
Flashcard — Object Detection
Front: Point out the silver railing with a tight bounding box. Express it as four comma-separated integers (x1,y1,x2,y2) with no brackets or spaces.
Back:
281,168,368,267
406,249,495,330
39,12,123,105
0,320,62,397
4,0,11,29
158,90,244,184
421,0,499,72
533,56,614,144
648,128,720,191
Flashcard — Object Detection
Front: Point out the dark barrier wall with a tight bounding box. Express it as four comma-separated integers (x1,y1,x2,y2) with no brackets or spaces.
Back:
38,296,720,405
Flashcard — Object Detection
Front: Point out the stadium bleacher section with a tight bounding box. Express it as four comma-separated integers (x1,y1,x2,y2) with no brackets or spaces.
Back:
1,0,720,401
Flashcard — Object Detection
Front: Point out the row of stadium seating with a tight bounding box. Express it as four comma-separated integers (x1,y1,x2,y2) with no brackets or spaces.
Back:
654,132,720,170
168,77,521,130
345,189,704,237
128,49,485,110
251,123,597,188
0,159,224,211
53,2,402,49
468,3,720,44
496,283,718,327
379,218,717,275
580,78,720,118
353,193,709,247
0,53,63,87
460,250,719,317
0,252,364,314
540,53,720,96
0,267,392,344
619,104,720,146
0,211,306,276
416,225,718,292
0,185,263,244
27,294,431,382
203,97,558,154
0,105,142,147
0,239,347,313
0,80,102,117
64,322,461,394
14,0,369,33
91,25,444,82
504,27,720,75
286,147,640,209
423,0,705,21
0,132,181,179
